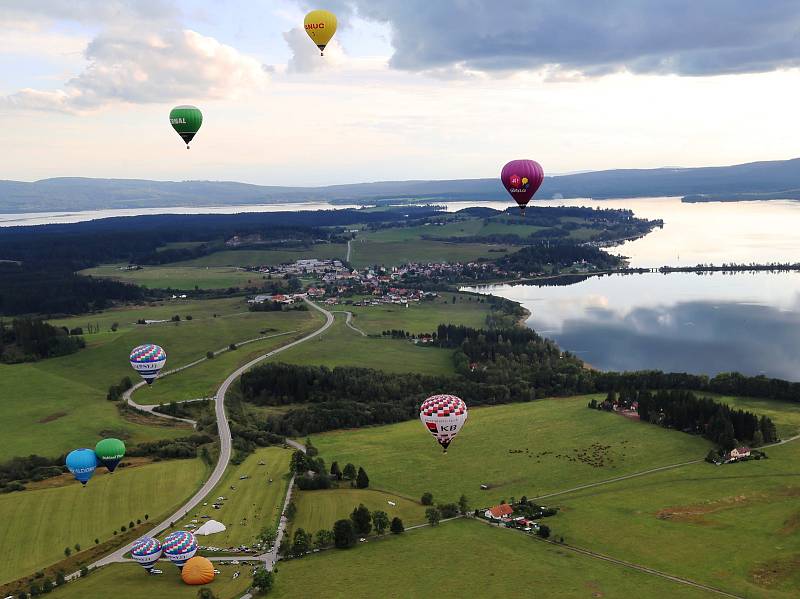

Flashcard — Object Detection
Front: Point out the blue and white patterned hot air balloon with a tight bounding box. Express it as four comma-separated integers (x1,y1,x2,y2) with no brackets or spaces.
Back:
162,531,197,568
131,537,163,572
129,344,167,385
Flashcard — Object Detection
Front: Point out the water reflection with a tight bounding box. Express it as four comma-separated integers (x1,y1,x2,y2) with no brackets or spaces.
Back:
465,271,800,380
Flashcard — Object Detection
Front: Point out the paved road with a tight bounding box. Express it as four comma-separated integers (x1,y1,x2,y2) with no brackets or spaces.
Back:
332,310,366,337
67,301,333,581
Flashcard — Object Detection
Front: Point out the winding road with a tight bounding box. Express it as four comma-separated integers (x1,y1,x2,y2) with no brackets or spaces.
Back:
68,300,334,580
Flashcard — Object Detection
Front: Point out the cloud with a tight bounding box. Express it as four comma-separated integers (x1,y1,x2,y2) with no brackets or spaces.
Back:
283,27,347,73
0,0,177,26
321,0,800,77
1,29,269,112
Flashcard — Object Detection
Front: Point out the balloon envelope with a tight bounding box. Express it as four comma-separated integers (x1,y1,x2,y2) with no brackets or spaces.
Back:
170,105,203,148
95,438,126,472
66,448,98,485
130,344,167,385
181,556,215,585
162,531,198,567
131,537,162,571
304,9,337,54
419,394,468,452
501,159,544,213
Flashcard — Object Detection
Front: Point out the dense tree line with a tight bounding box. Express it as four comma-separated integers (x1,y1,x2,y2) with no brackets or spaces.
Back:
126,433,214,460
497,242,626,275
0,317,85,363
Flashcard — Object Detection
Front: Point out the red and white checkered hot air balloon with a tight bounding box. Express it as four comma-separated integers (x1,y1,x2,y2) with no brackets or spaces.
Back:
419,394,468,453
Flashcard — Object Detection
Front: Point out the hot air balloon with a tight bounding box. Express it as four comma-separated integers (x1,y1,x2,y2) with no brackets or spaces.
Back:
129,344,167,385
162,531,198,568
501,159,544,215
304,9,337,56
66,448,98,486
95,438,126,473
170,105,203,149
131,537,163,573
181,556,215,585
419,394,468,453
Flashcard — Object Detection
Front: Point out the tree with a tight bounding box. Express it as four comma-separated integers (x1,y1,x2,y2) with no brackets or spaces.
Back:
80,566,89,577
206,351,214,359
41,579,53,593
350,504,372,535
314,529,334,549
333,519,356,548
258,526,277,547
425,507,441,526
372,510,389,535
94,538,99,545
355,467,369,489
197,589,219,599
438,503,459,518
17,591,28,599
252,569,274,595
752,430,764,447
342,463,357,480
305,437,318,457
63,547,71,557
292,528,311,557
537,524,551,539
390,517,405,534
421,492,434,506
285,501,297,522
458,494,469,514
290,450,308,475
330,461,342,480
55,572,66,586
229,343,237,351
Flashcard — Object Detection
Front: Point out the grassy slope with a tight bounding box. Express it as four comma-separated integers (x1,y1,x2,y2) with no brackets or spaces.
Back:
0,459,207,584
50,563,250,599
309,397,711,505
290,488,427,538
555,439,800,599
270,519,710,599
79,265,264,290
163,447,292,548
1,300,315,459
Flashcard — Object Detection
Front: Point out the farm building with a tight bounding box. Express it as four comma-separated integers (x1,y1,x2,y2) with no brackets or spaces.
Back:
725,447,751,462
484,504,514,520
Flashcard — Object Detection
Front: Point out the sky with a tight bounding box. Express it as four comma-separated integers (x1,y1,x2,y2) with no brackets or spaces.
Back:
1,0,800,186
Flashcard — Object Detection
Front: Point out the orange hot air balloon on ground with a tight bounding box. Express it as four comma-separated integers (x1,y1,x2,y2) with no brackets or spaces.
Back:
181,556,215,585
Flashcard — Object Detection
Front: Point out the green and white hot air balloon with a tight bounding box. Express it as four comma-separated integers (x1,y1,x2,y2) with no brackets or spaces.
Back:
169,105,203,149
95,438,126,473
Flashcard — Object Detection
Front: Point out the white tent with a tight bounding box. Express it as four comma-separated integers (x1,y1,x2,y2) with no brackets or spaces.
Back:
195,520,227,536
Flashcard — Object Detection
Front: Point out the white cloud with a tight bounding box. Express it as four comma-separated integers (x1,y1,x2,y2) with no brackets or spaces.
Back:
1,29,270,112
283,27,347,73
0,0,177,27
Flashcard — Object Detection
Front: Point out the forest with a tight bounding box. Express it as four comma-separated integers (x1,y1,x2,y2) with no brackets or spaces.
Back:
497,242,626,275
0,317,85,363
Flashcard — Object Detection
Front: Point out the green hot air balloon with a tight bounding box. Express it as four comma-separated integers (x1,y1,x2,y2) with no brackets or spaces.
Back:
95,438,126,473
169,105,203,149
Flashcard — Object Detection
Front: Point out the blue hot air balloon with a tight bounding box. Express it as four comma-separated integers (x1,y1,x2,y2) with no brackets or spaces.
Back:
162,531,198,568
131,537,163,572
66,448,98,486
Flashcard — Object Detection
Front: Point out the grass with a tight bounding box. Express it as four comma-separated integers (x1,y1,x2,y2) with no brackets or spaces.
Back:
163,447,292,548
290,488,427,538
1,300,316,460
553,439,800,599
269,518,711,599
345,293,491,335
49,563,251,599
277,312,457,375
348,239,513,268
0,459,208,585
79,264,265,290
180,244,347,267
308,396,711,505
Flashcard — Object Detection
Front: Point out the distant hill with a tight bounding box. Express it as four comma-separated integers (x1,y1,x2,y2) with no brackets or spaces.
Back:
2,157,800,213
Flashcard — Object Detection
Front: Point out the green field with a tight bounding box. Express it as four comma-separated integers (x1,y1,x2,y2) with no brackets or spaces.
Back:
278,312,457,375
348,239,513,268
270,518,710,599
1,300,316,460
79,264,265,290
50,563,250,599
180,244,347,267
554,439,800,599
345,293,491,335
0,459,208,584
164,447,292,548
290,488,427,538
309,397,711,505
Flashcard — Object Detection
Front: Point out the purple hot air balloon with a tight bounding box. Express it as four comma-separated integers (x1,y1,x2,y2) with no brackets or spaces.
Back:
501,159,544,215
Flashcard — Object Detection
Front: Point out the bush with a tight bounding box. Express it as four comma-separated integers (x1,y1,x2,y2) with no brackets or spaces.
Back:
390,517,404,534
206,351,214,359
537,524,551,539
333,519,356,548
438,503,459,518
421,492,434,505
229,343,237,351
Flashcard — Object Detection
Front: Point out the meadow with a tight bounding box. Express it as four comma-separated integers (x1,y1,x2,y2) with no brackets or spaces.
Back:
308,397,711,505
49,563,251,599
348,239,513,268
180,244,347,267
0,458,208,585
79,264,264,290
554,438,800,599
163,447,292,548
290,488,427,538
269,518,711,599
1,300,317,459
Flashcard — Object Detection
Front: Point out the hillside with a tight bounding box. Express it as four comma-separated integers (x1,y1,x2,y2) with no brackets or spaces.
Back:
3,157,800,213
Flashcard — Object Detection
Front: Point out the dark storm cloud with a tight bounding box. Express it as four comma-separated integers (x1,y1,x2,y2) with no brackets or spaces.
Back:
315,0,800,76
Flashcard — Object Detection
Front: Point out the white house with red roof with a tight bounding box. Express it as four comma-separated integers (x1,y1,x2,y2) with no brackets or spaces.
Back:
484,504,514,520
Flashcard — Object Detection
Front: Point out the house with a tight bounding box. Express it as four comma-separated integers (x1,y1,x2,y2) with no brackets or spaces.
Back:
484,504,514,520
726,446,751,462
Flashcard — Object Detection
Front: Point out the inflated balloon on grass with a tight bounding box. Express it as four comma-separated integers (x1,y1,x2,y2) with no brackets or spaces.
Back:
131,537,163,572
162,531,198,568
181,556,215,585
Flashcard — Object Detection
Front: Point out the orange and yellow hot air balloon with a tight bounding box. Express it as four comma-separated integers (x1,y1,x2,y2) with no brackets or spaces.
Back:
181,556,215,585
304,9,337,56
